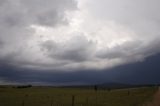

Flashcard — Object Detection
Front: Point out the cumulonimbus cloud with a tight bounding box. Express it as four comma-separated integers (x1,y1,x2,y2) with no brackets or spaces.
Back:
0,0,160,71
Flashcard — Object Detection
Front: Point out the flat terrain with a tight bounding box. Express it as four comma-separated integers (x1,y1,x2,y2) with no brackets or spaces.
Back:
144,87,160,106
0,86,157,106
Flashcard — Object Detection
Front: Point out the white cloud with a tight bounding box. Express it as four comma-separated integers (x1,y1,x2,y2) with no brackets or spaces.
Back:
0,0,160,71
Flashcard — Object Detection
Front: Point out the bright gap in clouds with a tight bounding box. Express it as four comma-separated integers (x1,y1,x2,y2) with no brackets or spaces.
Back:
0,0,160,71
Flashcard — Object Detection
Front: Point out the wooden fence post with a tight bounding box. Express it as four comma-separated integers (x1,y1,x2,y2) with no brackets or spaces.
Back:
86,97,89,105
72,95,75,106
50,98,53,106
22,100,24,106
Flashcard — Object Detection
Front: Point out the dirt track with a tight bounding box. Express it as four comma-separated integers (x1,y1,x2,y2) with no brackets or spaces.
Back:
144,87,160,106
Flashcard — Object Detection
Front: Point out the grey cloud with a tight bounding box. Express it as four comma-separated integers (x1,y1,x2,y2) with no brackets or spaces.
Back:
88,0,160,36
42,35,95,62
0,40,4,47
0,0,78,69
0,0,77,40
96,40,142,59
21,0,77,26
0,0,160,72
96,38,160,62
0,0,77,27
135,38,160,57
0,0,77,32
90,0,160,22
1,54,160,85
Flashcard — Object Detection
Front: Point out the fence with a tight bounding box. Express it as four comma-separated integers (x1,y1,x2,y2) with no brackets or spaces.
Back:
0,94,105,106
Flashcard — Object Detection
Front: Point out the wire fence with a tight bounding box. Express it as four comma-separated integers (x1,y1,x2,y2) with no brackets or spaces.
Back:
0,95,108,106
0,87,156,106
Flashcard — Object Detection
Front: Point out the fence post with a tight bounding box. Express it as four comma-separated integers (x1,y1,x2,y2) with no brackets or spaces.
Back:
86,97,89,105
50,98,53,106
72,95,75,106
96,93,98,106
127,90,130,95
22,100,24,106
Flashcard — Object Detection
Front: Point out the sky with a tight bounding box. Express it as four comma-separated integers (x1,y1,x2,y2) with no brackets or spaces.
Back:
0,0,160,85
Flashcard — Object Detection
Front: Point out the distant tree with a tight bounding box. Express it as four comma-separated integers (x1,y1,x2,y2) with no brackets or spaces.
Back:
94,85,98,91
107,88,111,91
17,85,32,89
28,84,32,87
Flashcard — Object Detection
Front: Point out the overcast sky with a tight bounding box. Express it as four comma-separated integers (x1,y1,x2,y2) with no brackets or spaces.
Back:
0,0,160,85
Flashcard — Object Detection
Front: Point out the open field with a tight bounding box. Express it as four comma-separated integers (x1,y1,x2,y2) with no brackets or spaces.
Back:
144,87,160,106
0,86,157,106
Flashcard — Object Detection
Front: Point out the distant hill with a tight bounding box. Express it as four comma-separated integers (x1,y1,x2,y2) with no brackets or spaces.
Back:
97,82,133,89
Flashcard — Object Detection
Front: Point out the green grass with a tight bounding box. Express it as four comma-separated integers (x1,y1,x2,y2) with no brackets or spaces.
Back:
0,86,157,106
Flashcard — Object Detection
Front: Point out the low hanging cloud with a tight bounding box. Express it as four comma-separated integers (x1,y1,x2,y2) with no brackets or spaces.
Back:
42,35,95,62
0,0,160,71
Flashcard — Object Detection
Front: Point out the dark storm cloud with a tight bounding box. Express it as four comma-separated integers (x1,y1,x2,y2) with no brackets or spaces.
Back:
41,35,95,62
0,0,160,71
1,54,160,85
96,38,160,62
0,0,160,84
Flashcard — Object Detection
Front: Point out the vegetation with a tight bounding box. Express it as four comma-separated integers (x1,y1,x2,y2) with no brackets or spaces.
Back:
16,85,32,89
0,86,157,106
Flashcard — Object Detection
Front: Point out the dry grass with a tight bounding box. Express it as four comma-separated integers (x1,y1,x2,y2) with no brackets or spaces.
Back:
0,86,157,106
143,87,160,106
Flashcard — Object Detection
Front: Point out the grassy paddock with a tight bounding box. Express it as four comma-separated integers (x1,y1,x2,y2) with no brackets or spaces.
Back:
0,86,157,106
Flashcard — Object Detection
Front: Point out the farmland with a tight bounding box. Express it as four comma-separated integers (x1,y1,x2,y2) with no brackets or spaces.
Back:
0,86,157,106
